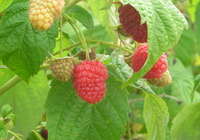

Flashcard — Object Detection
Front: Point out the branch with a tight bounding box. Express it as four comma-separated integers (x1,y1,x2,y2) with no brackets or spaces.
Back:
0,75,22,96
129,93,183,104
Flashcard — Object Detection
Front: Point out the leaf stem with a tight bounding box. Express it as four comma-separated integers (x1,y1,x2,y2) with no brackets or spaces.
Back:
0,76,22,96
60,14,63,58
53,40,133,56
129,93,183,104
87,39,133,54
64,0,82,11
8,130,22,140
63,13,90,59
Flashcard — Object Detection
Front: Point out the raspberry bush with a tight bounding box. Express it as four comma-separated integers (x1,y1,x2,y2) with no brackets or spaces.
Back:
0,0,200,140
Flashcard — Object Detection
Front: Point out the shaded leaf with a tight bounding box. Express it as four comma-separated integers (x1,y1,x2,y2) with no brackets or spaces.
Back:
168,57,194,104
193,74,200,93
174,28,195,66
0,69,49,139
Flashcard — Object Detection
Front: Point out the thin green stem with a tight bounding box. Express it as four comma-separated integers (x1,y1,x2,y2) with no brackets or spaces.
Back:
0,76,22,96
65,0,82,11
60,14,63,58
53,42,82,56
8,130,22,140
40,64,50,70
73,23,90,60
87,40,133,54
63,13,89,59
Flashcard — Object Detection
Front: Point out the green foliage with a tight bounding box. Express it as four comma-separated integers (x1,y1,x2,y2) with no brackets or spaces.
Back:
0,68,49,139
171,102,200,140
0,0,58,82
168,58,194,104
1,104,12,119
110,49,155,94
195,2,200,51
66,5,94,32
0,121,8,139
0,0,13,12
87,0,118,42
174,28,195,66
121,0,188,87
45,65,129,140
143,93,169,140
0,0,199,139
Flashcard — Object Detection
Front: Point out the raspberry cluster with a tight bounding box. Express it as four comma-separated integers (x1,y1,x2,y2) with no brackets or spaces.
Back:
132,43,168,79
73,61,108,104
29,0,64,31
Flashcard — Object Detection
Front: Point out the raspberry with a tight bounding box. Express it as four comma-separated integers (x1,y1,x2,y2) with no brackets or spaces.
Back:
118,4,147,43
50,58,75,82
148,70,172,87
132,43,168,79
40,127,48,139
73,60,108,104
29,0,65,31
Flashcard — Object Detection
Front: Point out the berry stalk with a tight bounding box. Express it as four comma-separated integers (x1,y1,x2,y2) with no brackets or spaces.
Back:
63,13,90,59
0,75,22,96
64,0,82,11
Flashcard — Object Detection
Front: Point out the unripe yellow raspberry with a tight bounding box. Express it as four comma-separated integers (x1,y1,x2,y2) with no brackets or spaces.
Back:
147,70,172,87
50,58,75,82
29,0,64,31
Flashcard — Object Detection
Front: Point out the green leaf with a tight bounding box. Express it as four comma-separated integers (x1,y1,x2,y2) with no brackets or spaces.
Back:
171,102,200,140
54,32,72,57
143,93,169,140
168,57,194,104
87,0,118,42
187,0,199,21
0,121,8,139
0,69,49,139
0,0,13,12
66,5,94,31
45,65,129,140
193,74,200,93
121,0,188,88
174,28,195,66
0,0,58,82
195,2,200,51
110,49,155,94
1,104,12,118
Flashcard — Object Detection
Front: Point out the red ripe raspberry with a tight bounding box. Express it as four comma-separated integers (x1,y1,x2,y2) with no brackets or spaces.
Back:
132,43,168,79
118,4,147,43
73,61,108,104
